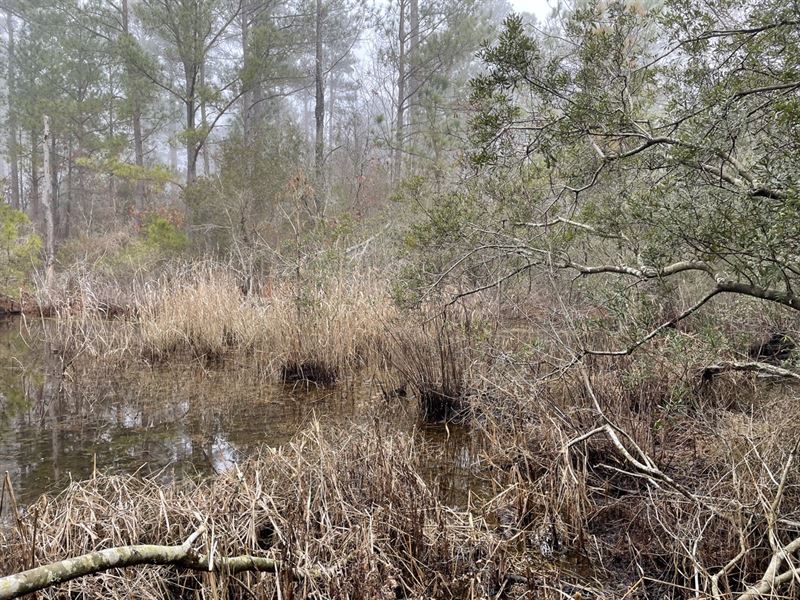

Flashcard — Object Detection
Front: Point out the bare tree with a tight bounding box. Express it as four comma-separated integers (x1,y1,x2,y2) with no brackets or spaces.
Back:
41,116,54,286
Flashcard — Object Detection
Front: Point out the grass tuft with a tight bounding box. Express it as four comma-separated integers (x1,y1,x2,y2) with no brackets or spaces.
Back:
389,318,471,422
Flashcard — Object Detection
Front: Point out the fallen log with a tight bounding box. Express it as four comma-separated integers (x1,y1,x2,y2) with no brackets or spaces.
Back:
700,360,800,383
0,527,292,600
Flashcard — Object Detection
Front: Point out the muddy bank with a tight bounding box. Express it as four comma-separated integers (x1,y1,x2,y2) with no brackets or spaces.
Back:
0,293,59,317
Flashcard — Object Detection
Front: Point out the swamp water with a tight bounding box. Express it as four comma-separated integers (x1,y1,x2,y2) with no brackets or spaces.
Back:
0,317,478,509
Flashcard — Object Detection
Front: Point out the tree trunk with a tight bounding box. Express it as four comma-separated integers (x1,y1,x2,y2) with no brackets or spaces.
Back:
313,0,326,217
393,0,406,184
68,138,77,234
6,11,20,211
183,57,199,186
49,126,62,239
42,117,55,286
200,61,210,177
131,99,145,207
106,89,116,219
169,142,178,173
185,98,198,185
122,0,146,211
241,0,253,145
408,0,419,173
328,69,338,153
30,131,39,221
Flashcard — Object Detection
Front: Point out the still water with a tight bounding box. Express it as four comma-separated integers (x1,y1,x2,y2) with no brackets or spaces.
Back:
0,317,477,508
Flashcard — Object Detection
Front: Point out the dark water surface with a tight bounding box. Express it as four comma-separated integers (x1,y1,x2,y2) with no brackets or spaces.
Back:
0,317,479,508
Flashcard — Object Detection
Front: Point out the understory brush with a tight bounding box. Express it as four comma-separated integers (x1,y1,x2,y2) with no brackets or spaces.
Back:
472,343,800,599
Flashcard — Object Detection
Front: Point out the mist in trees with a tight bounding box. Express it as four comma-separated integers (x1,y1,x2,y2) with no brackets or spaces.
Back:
0,0,797,363
2,1,800,598
0,0,513,263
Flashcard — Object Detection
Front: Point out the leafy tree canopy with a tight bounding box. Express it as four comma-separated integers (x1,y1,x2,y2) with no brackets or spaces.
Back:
0,204,42,295
462,0,800,317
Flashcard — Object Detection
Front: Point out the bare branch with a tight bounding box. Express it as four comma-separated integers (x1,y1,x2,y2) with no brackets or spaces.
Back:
701,361,800,383
715,279,800,311
583,288,722,357
0,526,326,600
563,258,713,279
514,216,631,243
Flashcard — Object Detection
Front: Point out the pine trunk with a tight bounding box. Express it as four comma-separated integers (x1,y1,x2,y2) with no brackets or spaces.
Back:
122,0,146,211
42,117,55,286
394,0,406,184
314,0,326,217
6,11,20,211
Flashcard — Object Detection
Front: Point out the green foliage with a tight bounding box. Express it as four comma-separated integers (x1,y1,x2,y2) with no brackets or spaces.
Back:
0,203,42,294
458,0,800,316
96,217,188,274
185,122,305,256
56,208,189,280
76,156,174,189
143,216,188,255
396,177,480,249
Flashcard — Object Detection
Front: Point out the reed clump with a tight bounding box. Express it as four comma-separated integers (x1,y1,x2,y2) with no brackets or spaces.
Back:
138,267,263,362
40,263,397,382
389,318,473,422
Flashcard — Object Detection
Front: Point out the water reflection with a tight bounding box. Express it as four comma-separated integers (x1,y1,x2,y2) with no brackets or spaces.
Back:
0,317,481,510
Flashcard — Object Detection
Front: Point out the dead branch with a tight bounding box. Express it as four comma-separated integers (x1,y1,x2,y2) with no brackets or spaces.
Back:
737,536,800,600
0,526,307,600
701,361,800,383
565,370,706,505
514,216,631,242
583,288,722,357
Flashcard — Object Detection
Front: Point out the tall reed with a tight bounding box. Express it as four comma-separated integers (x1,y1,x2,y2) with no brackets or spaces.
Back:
39,263,397,382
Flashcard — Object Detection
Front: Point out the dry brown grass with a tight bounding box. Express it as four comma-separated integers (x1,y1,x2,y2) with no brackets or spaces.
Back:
469,341,800,599
38,263,397,382
0,422,597,600
22,263,800,599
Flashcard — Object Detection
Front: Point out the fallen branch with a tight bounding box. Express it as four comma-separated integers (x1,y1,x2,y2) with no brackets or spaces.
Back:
567,371,698,502
736,446,800,599
0,527,298,600
701,360,800,383
566,370,735,519
737,536,800,600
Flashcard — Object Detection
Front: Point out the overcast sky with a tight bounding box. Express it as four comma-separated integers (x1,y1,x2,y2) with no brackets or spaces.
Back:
509,0,553,21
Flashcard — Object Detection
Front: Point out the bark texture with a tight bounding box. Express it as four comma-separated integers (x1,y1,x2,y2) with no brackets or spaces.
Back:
0,529,283,600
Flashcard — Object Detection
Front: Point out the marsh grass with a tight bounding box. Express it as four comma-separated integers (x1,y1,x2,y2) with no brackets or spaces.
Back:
0,422,590,600
23,267,800,598
38,263,396,382
389,318,472,422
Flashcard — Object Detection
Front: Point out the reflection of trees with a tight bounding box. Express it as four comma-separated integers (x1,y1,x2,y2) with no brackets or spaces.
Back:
1,320,364,505
2,322,475,518
0,319,41,505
